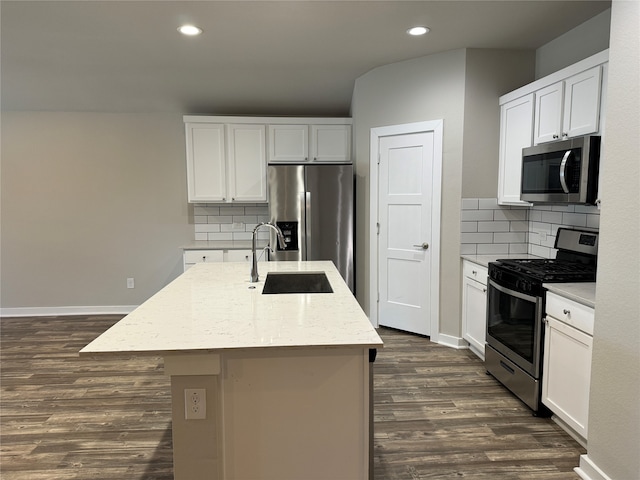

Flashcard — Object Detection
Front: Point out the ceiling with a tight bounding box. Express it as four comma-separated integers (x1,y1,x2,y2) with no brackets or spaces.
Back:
1,0,611,116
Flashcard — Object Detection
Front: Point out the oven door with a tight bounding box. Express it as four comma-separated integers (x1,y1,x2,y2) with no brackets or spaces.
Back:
486,279,544,378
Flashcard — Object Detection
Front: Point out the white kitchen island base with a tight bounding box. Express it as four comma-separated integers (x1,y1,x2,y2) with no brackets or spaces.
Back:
81,261,382,480
166,348,371,480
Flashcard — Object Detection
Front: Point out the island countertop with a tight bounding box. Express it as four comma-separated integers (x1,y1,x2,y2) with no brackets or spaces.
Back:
81,261,382,356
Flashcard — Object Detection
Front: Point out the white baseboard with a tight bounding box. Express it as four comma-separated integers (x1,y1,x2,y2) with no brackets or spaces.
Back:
575,455,613,480
437,333,468,349
0,305,137,318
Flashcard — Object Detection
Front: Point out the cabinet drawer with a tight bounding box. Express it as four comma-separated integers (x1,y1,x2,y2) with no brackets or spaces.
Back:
184,250,224,264
545,292,594,335
463,261,488,285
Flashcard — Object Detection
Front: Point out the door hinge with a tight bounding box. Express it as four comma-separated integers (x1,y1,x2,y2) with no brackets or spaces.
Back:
376,222,380,235
378,153,381,165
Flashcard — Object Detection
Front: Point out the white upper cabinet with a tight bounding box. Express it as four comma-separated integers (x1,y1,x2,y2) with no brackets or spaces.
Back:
498,94,534,205
268,124,351,163
185,122,267,203
227,124,267,202
311,125,351,162
185,123,227,202
534,66,602,145
497,50,608,205
268,125,309,162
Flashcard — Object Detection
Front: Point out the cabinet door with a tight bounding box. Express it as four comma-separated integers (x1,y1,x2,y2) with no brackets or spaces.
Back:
311,125,351,163
534,82,564,144
227,124,267,202
542,316,593,440
562,66,602,139
183,249,224,271
268,125,309,162
498,94,534,205
462,275,487,358
185,124,226,202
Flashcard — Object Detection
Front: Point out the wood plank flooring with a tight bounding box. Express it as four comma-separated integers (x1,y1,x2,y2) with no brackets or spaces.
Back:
0,316,585,479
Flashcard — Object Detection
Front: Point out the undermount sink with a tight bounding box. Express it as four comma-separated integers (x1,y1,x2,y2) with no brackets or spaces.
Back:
262,272,333,294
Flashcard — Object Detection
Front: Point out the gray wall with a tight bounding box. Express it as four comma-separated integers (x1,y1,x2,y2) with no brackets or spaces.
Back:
586,1,639,478
0,112,193,310
351,48,534,338
536,8,611,79
461,49,535,198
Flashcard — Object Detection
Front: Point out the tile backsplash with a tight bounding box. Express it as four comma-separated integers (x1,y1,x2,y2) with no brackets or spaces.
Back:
193,204,270,241
461,198,600,258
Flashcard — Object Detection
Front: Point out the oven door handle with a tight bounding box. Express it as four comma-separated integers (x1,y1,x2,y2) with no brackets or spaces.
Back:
488,279,538,303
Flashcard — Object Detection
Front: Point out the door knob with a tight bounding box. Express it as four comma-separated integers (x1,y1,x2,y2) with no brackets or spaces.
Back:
413,242,429,250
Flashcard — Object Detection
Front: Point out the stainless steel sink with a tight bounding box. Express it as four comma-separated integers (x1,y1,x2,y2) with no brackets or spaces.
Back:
262,272,333,294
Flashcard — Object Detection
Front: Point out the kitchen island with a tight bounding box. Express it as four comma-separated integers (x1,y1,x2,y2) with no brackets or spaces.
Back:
81,260,382,480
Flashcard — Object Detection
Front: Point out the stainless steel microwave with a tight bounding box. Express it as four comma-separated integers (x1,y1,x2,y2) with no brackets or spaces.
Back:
521,135,601,205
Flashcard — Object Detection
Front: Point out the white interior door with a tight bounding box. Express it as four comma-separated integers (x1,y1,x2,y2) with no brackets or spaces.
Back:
378,132,434,336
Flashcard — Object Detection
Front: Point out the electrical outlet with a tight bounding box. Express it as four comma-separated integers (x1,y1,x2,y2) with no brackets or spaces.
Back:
127,277,135,289
184,388,206,420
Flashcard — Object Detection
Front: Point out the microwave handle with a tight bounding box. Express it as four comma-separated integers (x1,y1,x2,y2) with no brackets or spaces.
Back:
559,150,572,194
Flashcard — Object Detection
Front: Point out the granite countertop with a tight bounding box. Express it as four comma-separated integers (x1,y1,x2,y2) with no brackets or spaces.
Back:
544,282,596,308
461,253,544,268
80,261,382,356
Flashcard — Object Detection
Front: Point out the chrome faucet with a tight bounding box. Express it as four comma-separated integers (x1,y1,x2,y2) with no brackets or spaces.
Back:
251,222,286,283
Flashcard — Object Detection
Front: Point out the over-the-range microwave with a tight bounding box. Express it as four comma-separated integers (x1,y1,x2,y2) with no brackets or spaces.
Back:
520,135,601,205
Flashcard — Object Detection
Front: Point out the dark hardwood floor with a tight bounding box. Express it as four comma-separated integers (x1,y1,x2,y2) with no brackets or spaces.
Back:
0,316,585,479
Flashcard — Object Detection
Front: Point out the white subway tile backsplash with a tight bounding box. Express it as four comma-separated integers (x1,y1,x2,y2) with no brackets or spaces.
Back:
460,244,478,255
207,232,233,241
208,216,233,224
493,209,527,221
462,198,479,210
195,233,208,241
478,198,498,209
233,215,258,224
478,221,510,233
461,232,494,244
461,222,478,233
460,198,599,257
541,211,563,224
510,221,529,232
219,206,246,215
244,206,269,215
194,215,208,224
562,213,587,227
461,210,494,221
195,224,221,233
477,243,510,254
494,232,527,243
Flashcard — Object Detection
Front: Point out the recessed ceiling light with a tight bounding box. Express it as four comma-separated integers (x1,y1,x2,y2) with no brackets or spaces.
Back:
407,26,430,36
178,24,203,36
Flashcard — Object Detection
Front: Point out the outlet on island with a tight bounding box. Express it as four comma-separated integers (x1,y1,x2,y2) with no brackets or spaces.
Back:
184,388,206,420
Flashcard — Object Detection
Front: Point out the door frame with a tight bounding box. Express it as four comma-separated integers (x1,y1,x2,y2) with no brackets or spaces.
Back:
369,120,443,342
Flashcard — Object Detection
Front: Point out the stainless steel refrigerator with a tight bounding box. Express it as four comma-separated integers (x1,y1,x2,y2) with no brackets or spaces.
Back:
268,164,354,292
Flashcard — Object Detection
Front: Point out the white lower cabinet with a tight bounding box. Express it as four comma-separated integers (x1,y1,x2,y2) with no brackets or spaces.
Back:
542,292,594,442
461,260,488,359
183,249,266,272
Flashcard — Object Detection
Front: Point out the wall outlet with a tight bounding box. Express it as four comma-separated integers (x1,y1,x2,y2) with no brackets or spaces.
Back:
184,388,206,420
126,277,135,289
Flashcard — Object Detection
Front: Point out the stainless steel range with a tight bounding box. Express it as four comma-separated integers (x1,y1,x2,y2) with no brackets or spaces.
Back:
485,228,598,415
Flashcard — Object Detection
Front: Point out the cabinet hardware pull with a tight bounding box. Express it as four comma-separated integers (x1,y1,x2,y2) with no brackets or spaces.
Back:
553,134,559,139
563,309,570,315
202,256,206,261
482,288,487,293
472,270,477,275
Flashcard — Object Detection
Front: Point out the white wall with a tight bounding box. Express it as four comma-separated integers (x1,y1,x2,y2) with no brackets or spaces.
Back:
0,112,193,312
536,8,611,79
582,1,640,478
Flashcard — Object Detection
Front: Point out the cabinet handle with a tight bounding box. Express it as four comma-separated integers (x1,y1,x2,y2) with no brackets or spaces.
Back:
563,309,570,315
553,134,559,139
202,256,206,261
232,197,235,201
222,197,226,202
472,270,477,275
482,288,487,293
562,132,568,137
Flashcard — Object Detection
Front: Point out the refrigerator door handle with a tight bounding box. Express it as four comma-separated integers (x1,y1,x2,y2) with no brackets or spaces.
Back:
305,191,311,259
299,191,307,260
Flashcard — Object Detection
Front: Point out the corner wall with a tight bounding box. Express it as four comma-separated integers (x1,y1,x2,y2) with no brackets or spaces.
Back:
581,1,640,478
